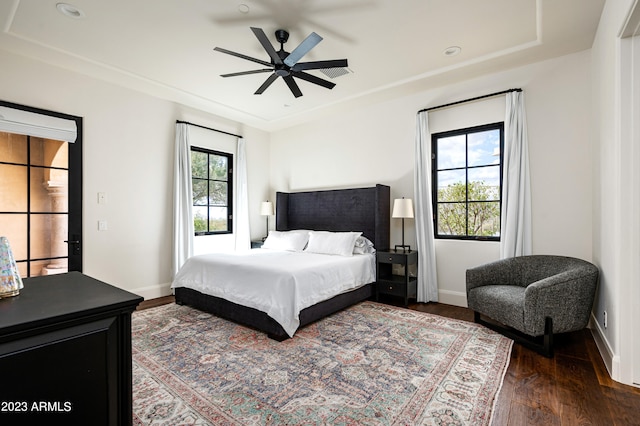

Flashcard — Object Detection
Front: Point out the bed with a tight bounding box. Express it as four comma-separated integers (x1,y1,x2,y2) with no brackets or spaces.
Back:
173,184,390,340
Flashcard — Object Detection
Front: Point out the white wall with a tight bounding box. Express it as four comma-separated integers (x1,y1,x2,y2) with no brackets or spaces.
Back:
271,50,593,306
591,0,639,386
0,49,270,300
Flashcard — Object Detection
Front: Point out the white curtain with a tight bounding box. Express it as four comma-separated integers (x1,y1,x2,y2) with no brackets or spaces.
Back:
235,138,251,250
172,123,193,277
500,91,532,258
414,111,439,302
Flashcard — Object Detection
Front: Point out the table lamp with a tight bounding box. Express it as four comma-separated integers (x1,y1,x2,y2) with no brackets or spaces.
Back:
0,236,23,298
392,197,414,252
260,201,274,241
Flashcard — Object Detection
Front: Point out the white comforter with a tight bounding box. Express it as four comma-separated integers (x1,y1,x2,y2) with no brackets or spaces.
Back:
171,249,376,337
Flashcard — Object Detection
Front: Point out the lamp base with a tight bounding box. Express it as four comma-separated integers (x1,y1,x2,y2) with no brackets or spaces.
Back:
0,289,20,298
394,244,412,253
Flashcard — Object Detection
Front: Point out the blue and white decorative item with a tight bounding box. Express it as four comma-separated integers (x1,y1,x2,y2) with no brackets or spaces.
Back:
0,237,23,298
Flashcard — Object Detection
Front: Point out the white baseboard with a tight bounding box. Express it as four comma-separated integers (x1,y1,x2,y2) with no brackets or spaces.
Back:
132,282,173,301
437,289,467,308
589,312,618,380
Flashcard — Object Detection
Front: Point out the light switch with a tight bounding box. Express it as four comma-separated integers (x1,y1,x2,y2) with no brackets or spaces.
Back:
98,220,108,231
98,192,107,204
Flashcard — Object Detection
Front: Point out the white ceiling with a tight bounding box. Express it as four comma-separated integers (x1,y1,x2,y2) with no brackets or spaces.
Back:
0,0,604,131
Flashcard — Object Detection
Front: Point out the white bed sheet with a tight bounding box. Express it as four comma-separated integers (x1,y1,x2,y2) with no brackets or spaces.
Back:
171,249,376,337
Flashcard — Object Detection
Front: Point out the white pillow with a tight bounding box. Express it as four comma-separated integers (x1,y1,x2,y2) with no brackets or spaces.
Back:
353,236,375,254
262,230,310,251
304,231,362,257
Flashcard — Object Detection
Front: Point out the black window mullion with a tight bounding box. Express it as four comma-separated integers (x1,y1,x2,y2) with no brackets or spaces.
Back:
465,133,469,237
206,152,211,233
432,122,503,241
191,147,232,236
26,135,31,277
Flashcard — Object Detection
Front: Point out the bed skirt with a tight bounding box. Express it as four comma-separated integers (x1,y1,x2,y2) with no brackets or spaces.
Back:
174,283,374,341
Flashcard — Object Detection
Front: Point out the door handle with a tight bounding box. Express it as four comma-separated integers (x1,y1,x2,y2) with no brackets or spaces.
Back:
64,239,81,255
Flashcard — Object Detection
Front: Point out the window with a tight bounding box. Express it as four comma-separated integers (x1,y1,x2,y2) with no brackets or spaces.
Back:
432,122,503,240
191,147,232,235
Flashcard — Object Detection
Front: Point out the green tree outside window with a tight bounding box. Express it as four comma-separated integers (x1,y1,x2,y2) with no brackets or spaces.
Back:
432,123,503,240
191,147,232,234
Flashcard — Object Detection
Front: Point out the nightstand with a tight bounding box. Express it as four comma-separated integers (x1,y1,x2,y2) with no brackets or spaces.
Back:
376,250,418,307
251,240,265,248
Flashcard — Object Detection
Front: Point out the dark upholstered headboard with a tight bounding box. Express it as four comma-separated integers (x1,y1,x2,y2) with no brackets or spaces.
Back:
275,184,390,251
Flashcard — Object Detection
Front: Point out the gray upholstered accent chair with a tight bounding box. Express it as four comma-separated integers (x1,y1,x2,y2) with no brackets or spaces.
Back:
466,255,599,357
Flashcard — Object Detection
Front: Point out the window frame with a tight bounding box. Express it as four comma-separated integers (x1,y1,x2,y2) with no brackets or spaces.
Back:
190,146,233,236
431,122,504,241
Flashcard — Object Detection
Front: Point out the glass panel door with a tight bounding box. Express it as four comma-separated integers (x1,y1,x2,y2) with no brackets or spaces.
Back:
0,131,78,277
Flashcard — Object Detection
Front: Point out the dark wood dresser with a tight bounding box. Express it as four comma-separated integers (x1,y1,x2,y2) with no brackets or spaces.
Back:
0,272,142,425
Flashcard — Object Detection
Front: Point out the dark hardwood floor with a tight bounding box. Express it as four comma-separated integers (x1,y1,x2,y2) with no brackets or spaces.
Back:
138,296,640,425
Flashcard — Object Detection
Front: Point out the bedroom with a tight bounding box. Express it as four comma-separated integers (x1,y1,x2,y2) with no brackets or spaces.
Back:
0,0,639,422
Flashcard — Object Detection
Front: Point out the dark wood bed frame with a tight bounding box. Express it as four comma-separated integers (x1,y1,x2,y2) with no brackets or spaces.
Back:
174,184,390,340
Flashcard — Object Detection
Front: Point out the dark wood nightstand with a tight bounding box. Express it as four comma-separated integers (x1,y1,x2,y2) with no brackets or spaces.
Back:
376,250,418,307
251,240,265,248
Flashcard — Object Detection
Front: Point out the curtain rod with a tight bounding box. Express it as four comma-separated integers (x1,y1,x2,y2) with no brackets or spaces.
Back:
176,120,243,139
418,88,522,114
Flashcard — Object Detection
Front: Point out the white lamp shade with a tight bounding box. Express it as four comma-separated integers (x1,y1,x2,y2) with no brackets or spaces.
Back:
260,201,274,216
392,198,414,219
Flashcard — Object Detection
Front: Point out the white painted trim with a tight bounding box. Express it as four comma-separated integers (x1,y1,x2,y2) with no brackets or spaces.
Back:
619,0,640,38
133,282,173,301
617,0,640,386
437,289,467,308
590,313,615,378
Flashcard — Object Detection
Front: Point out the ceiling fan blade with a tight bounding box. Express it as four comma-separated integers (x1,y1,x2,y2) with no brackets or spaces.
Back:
293,71,336,90
251,27,282,65
254,73,278,95
283,32,322,67
292,59,348,71
221,69,273,77
283,76,303,98
214,47,272,67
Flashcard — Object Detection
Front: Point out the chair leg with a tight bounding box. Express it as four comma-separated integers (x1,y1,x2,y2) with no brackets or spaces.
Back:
473,311,555,358
542,316,554,358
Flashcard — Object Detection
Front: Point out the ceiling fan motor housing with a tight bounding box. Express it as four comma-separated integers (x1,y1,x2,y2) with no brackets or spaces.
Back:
275,29,290,45
275,64,290,77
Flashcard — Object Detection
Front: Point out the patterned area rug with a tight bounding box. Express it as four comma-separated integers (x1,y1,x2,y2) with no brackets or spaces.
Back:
132,301,512,425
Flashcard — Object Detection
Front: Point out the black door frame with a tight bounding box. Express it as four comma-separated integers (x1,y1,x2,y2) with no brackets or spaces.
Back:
0,100,83,273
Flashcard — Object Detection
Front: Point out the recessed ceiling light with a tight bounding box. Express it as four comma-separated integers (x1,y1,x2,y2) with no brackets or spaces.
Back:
443,46,461,57
238,4,250,14
56,3,86,19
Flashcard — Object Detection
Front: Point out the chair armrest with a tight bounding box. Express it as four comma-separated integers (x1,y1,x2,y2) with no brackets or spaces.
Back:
524,270,598,335
466,258,520,291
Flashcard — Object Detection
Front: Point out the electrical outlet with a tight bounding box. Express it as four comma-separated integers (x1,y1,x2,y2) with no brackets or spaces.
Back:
603,310,608,329
98,220,108,231
98,192,107,204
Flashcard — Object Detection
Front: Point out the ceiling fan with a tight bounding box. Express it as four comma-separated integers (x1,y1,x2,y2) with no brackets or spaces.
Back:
214,27,348,98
